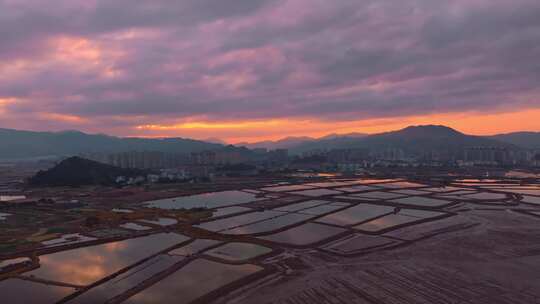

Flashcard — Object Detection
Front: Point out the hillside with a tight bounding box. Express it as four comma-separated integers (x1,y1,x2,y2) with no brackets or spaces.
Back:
0,128,223,159
490,132,540,149
237,133,368,150
289,125,515,155
237,137,316,150
28,157,146,186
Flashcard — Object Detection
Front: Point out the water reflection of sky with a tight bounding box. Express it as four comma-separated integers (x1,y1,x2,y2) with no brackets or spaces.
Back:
0,278,74,304
223,213,312,235
66,255,184,304
316,204,394,226
260,222,346,246
355,214,421,232
198,210,283,232
127,259,262,304
389,196,451,207
205,242,272,261
144,190,264,210
27,233,189,286
0,195,26,202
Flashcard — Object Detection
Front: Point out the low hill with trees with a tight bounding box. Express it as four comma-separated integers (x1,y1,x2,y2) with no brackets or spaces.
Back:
28,157,146,187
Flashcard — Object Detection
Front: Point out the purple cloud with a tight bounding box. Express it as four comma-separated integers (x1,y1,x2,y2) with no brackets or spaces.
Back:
0,0,539,135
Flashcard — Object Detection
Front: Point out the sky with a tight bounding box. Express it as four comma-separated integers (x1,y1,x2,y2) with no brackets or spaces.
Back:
0,0,539,143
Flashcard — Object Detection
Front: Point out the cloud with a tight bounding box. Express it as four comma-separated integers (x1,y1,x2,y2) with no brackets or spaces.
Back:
0,0,539,138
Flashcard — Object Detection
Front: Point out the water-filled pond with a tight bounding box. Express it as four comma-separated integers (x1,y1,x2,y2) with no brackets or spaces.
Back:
261,184,316,192
144,190,264,210
0,278,74,304
462,192,508,200
168,239,222,256
0,195,26,202
274,200,328,212
522,195,540,205
210,206,252,218
291,188,343,197
388,196,452,207
351,191,405,200
259,222,346,246
205,242,272,261
222,213,313,235
197,210,283,232
66,254,184,303
126,259,263,304
324,234,397,254
27,233,189,285
354,214,423,232
315,204,394,226
120,222,152,231
140,218,178,226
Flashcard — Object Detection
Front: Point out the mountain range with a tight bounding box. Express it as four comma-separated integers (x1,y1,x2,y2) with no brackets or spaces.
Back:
0,125,539,160
236,133,368,151
236,125,540,155
284,125,517,155
489,132,540,149
0,128,222,159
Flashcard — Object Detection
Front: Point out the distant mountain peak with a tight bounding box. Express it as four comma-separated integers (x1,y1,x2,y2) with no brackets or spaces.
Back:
396,125,464,136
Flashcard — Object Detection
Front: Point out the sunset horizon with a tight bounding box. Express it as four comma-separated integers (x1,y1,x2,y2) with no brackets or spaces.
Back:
3,108,540,144
1,1,539,144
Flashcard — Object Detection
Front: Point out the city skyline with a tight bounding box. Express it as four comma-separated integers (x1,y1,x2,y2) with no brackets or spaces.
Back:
1,1,540,143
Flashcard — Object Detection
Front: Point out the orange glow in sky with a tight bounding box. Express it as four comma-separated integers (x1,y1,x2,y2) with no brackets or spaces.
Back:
132,107,540,143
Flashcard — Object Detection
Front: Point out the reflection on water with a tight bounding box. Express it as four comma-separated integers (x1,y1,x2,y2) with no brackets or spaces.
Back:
41,233,96,247
338,185,378,193
261,184,316,192
352,191,405,200
0,278,74,304
27,233,189,285
0,257,31,269
292,188,343,197
67,255,184,304
274,200,327,212
399,209,446,219
358,179,400,184
296,204,344,215
306,181,360,188
169,239,222,256
140,217,178,226
462,192,508,200
0,195,26,202
522,195,540,205
325,234,398,254
211,206,252,218
120,222,152,231
376,182,427,189
389,196,451,207
354,214,421,232
127,259,263,304
144,190,264,210
505,171,540,178
391,189,430,196
205,242,272,261
223,213,312,235
197,210,283,232
260,222,346,246
316,204,394,226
